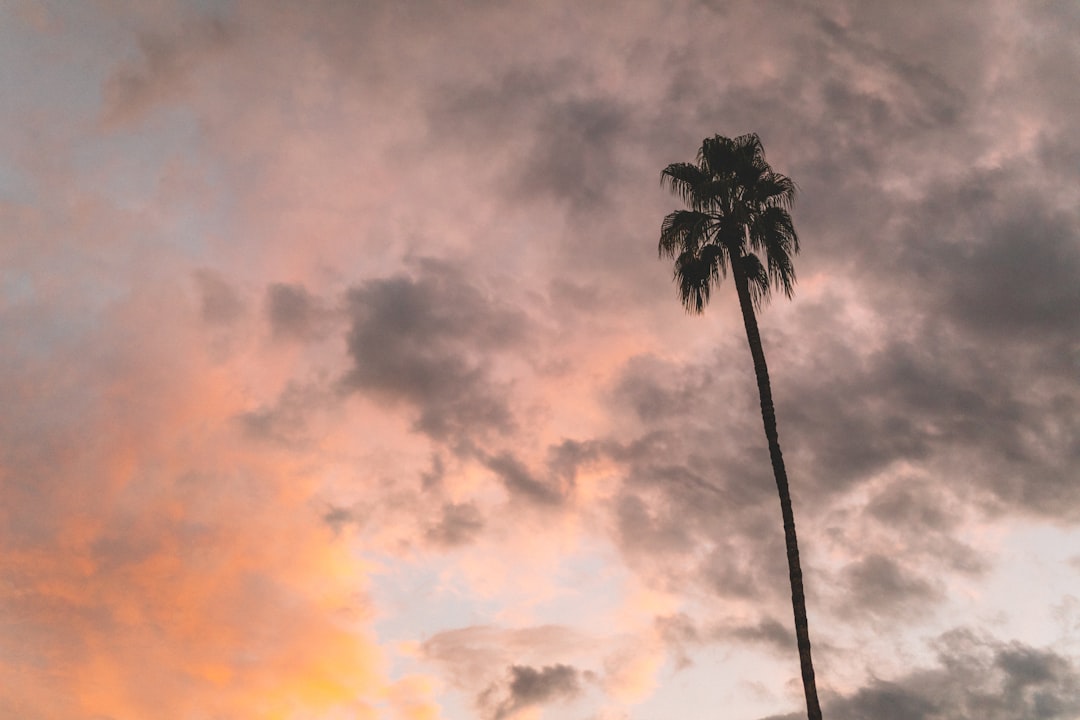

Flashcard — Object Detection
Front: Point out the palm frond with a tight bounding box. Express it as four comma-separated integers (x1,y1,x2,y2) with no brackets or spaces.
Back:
733,134,769,189
739,252,772,311
698,135,738,180
674,244,726,314
766,243,797,299
753,172,798,209
749,206,799,255
659,209,713,258
697,178,736,210
733,133,767,167
750,206,799,298
661,163,710,209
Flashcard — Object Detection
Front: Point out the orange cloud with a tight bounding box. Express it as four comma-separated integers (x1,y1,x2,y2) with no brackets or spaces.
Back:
0,269,400,719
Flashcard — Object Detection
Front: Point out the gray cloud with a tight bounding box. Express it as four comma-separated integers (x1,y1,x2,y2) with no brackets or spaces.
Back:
430,63,574,150
515,97,630,210
865,477,954,533
238,382,321,447
102,15,233,128
425,502,485,548
757,161,1080,515
762,629,1080,720
13,0,1080,716
880,169,1080,346
594,337,1003,616
592,353,795,601
654,613,700,669
193,268,244,325
730,617,796,653
162,0,1080,712
837,554,942,619
322,504,358,534
424,26,634,213
482,451,566,508
483,664,582,720
776,319,1079,522
264,283,331,342
656,612,795,668
341,259,529,441
421,624,591,695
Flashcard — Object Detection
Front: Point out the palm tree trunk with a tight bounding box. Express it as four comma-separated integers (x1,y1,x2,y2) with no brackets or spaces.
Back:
733,263,823,720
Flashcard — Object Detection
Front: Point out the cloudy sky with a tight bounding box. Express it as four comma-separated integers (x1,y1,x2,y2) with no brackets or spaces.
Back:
2,1,1079,718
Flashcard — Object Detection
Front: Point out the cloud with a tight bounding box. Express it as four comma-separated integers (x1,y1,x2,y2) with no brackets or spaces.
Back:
734,164,1080,520
421,625,593,695
425,502,485,548
656,612,795,668
516,97,631,210
264,282,332,342
237,381,322,447
482,451,567,508
8,0,1080,717
865,478,955,533
762,629,1080,720
837,554,942,619
0,273,390,719
101,15,234,128
483,664,583,720
341,259,529,442
193,268,244,325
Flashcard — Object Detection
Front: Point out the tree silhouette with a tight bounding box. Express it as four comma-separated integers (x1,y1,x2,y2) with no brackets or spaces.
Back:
658,133,822,720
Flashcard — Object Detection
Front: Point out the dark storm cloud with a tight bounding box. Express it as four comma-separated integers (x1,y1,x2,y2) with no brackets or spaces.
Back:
420,453,446,490
761,629,1080,720
599,327,1016,619
341,259,529,441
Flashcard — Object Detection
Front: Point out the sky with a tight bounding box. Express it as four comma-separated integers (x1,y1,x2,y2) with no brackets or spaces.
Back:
2,1,1079,718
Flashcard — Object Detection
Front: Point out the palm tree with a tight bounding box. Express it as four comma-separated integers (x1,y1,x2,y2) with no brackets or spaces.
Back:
658,133,822,720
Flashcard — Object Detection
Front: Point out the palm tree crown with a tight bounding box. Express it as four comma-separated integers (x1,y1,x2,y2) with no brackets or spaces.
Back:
659,133,799,313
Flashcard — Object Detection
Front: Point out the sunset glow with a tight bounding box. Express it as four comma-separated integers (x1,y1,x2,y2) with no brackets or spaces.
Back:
3,2,1079,719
